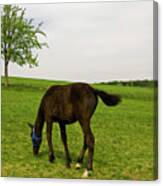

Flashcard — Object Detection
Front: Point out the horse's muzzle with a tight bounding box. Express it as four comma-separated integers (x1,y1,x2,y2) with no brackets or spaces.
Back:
33,146,39,155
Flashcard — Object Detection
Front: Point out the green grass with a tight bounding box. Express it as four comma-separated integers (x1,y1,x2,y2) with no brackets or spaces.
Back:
1,76,157,180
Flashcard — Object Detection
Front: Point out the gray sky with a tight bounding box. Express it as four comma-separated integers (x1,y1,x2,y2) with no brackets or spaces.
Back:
1,1,154,82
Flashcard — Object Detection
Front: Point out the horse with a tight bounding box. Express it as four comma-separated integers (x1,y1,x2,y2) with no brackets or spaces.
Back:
28,82,121,178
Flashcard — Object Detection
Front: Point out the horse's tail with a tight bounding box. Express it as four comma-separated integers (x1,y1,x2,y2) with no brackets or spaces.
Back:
93,88,121,106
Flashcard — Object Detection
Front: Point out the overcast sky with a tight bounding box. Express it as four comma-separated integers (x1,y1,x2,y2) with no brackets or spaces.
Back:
1,1,154,82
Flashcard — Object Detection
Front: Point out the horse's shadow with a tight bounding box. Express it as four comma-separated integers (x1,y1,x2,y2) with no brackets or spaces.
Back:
38,149,77,162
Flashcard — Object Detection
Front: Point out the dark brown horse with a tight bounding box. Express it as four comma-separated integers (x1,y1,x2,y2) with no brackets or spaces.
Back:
28,83,121,177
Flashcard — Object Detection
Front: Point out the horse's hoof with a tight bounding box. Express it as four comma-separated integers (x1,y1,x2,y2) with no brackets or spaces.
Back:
66,163,71,168
75,163,81,169
49,154,55,163
68,157,72,163
49,158,54,163
81,169,93,178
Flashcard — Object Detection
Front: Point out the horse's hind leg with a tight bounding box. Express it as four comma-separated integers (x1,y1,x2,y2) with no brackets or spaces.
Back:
76,132,87,169
79,120,95,177
47,121,55,162
86,126,94,171
59,123,72,168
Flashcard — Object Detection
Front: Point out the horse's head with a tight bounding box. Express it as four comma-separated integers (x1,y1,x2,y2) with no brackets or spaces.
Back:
27,123,42,155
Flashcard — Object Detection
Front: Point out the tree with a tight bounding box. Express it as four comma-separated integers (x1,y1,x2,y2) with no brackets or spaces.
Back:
1,5,48,86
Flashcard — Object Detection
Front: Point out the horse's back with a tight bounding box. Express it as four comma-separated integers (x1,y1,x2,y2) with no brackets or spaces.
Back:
70,83,97,119
42,83,97,123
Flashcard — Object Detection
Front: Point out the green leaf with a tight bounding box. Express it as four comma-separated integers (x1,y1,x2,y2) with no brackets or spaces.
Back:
1,5,48,69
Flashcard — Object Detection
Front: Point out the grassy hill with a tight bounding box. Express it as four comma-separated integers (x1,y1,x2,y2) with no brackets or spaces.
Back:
1,76,157,180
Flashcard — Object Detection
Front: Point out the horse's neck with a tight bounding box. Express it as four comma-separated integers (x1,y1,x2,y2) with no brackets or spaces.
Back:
34,108,44,137
34,121,43,137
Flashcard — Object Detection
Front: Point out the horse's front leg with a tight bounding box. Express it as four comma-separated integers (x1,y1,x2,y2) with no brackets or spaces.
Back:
47,121,55,162
59,123,72,168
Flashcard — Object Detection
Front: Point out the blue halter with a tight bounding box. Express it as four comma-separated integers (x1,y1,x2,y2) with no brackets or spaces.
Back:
32,128,42,147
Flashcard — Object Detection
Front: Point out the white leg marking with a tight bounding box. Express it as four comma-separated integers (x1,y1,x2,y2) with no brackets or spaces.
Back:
82,169,89,178
75,163,81,169
82,169,93,178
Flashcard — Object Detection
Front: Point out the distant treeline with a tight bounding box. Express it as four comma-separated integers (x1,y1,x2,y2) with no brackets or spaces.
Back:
100,80,157,87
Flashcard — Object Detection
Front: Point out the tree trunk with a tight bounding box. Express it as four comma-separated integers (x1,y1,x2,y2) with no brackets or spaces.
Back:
4,61,9,87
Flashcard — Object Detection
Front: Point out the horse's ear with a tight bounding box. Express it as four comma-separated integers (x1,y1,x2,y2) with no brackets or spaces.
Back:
27,122,34,129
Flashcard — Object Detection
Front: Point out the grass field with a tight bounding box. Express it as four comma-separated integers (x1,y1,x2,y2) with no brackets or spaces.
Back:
1,77,157,180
